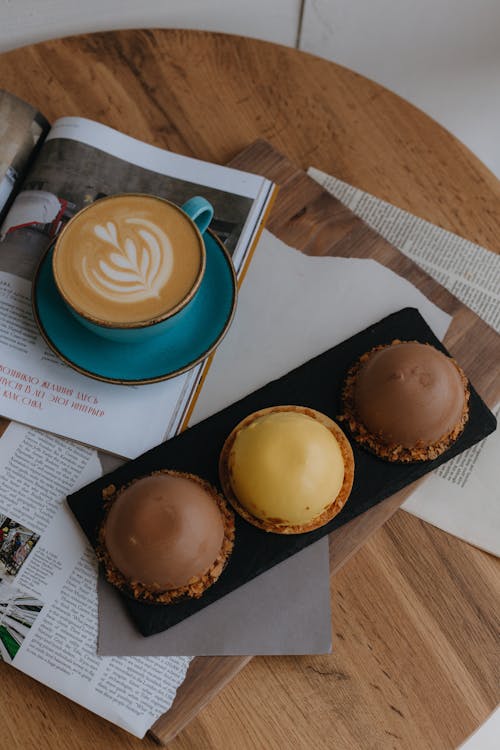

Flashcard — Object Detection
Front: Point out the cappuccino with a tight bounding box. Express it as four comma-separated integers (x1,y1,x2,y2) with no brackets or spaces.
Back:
53,194,205,327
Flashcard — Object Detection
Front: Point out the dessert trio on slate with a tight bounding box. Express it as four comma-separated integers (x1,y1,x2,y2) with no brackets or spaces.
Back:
96,339,471,604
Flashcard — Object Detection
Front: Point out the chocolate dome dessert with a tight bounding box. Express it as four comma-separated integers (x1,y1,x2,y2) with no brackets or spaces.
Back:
341,340,469,462
219,405,354,534
99,471,234,604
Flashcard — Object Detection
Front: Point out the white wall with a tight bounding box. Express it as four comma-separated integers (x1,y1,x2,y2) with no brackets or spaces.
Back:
300,0,500,177
0,0,301,51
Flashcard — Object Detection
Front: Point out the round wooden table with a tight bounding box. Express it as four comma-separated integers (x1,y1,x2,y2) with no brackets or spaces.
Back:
1,30,499,750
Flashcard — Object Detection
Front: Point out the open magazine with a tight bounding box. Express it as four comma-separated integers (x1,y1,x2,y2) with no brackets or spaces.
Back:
0,91,275,458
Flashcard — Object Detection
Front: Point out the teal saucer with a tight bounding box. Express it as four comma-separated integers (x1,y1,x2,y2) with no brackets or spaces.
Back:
32,231,237,385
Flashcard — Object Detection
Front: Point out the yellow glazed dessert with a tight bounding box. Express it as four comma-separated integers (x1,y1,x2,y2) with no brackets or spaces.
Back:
219,406,354,534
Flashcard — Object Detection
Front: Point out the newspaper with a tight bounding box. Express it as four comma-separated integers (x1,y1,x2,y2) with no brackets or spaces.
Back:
308,167,500,334
309,167,500,556
0,420,191,738
0,94,274,458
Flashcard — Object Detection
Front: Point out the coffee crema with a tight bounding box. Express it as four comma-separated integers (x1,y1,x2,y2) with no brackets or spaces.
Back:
53,195,204,326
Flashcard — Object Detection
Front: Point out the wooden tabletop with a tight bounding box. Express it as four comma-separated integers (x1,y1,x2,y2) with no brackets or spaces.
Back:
0,29,499,750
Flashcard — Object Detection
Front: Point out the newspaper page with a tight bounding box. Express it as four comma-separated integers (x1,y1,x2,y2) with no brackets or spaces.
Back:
0,421,191,738
308,167,500,334
0,91,49,221
403,402,500,556
0,116,274,458
309,166,500,556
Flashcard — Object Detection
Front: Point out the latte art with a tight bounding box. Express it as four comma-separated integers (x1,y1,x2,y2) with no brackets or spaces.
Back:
83,218,174,302
53,195,205,326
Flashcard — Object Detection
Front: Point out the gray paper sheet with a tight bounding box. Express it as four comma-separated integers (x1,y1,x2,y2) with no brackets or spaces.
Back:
97,539,332,656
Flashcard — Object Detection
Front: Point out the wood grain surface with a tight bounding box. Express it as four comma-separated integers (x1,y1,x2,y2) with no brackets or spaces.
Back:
0,29,498,750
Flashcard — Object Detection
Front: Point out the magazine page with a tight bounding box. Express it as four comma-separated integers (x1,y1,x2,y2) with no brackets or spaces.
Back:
0,91,49,222
0,117,274,457
309,166,500,556
0,421,191,738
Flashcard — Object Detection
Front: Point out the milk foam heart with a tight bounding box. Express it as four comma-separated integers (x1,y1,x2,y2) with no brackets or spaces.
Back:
84,218,174,303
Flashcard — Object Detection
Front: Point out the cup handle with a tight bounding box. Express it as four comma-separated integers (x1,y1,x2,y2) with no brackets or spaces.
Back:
181,196,214,236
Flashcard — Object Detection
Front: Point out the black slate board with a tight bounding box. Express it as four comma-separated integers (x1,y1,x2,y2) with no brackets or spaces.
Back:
67,308,497,636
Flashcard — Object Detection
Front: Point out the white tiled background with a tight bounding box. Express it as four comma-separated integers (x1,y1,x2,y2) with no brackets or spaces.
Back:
1,0,499,177
0,0,498,745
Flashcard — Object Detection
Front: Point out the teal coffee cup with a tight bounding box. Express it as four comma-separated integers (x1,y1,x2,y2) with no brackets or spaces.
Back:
52,193,213,342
